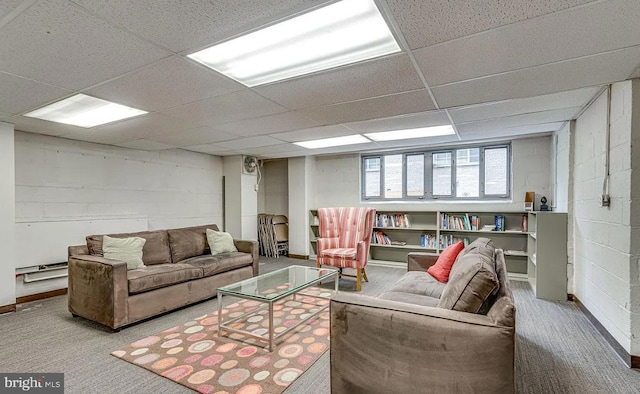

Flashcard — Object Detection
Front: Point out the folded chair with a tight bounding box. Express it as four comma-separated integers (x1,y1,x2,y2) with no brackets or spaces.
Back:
316,207,376,291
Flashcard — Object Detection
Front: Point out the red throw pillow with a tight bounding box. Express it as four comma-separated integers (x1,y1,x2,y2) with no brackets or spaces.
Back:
427,242,465,283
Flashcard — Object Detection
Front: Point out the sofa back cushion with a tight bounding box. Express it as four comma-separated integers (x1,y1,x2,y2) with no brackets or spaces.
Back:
437,238,499,313
86,230,172,266
167,224,219,263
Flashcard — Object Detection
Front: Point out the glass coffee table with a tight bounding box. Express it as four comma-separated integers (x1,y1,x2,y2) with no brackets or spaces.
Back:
217,265,339,351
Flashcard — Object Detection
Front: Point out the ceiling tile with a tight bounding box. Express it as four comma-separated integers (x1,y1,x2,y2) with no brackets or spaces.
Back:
114,139,176,151
0,0,169,90
630,64,640,79
215,135,284,150
90,113,202,140
344,110,450,133
216,112,321,137
373,135,459,149
271,125,356,143
181,144,237,156
0,71,71,114
449,87,600,124
0,0,25,21
233,143,307,156
147,126,236,147
297,89,436,124
386,0,596,50
414,0,640,86
455,108,580,133
457,122,565,140
160,89,287,126
255,54,424,109
58,129,139,145
85,56,243,111
431,46,640,108
72,0,329,53
0,112,12,120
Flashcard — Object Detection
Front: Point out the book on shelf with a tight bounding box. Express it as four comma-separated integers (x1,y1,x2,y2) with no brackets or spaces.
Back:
376,213,411,228
420,233,437,248
439,234,469,248
494,215,505,231
371,230,392,245
521,214,528,232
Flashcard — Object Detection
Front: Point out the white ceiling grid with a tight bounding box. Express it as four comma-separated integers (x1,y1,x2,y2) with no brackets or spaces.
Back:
0,0,638,158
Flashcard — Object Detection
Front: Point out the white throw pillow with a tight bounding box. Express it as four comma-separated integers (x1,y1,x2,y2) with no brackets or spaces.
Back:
103,235,146,270
206,228,238,255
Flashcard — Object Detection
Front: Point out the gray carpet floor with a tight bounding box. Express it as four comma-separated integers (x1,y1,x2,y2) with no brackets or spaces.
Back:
1,257,639,393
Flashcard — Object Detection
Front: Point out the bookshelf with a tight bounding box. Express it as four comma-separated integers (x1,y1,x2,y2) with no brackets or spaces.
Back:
527,212,568,300
309,209,530,275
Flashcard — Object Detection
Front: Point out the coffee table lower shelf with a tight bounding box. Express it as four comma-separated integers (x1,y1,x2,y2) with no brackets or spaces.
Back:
217,266,338,352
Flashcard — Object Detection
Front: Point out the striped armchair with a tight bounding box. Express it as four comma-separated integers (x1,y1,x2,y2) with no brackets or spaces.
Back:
316,207,376,291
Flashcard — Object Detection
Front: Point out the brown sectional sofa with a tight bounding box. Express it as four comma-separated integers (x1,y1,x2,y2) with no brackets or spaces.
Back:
68,224,258,330
330,238,515,394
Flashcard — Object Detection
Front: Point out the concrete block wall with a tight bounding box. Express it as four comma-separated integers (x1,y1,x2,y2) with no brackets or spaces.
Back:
312,136,552,213
572,82,633,353
553,122,573,291
15,132,224,230
629,79,640,355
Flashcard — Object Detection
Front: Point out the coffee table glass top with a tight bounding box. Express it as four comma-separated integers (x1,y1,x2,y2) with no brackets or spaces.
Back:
217,265,338,301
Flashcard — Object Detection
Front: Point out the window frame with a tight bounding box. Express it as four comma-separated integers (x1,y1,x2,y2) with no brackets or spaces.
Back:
361,143,511,201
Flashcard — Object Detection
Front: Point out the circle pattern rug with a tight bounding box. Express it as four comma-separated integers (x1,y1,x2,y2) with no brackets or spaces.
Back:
112,288,331,394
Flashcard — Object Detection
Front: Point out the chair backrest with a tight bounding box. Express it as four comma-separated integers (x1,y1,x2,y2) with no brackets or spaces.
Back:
318,207,376,248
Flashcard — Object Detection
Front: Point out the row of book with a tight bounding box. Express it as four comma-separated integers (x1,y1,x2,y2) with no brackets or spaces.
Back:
440,235,470,248
420,233,437,248
440,213,479,231
376,213,411,228
372,230,392,245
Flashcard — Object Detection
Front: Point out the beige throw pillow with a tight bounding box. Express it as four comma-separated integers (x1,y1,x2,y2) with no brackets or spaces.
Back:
206,229,238,255
103,235,146,270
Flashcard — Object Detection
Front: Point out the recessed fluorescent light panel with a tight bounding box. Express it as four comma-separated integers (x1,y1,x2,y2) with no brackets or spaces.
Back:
294,134,370,149
188,0,401,87
365,125,455,141
24,94,147,128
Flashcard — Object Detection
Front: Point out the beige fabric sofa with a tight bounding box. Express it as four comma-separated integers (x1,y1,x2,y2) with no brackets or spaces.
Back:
68,224,258,330
330,238,515,394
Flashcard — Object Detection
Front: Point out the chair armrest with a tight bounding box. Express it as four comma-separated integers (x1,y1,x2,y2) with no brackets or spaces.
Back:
330,293,515,394
407,252,439,272
234,239,259,276
68,255,128,329
317,237,339,255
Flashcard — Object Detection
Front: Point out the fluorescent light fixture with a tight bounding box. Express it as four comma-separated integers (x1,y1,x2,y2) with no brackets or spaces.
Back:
187,0,401,87
365,125,455,141
294,134,370,149
24,94,147,128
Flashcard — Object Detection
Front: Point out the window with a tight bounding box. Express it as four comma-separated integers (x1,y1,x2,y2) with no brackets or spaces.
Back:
361,144,511,200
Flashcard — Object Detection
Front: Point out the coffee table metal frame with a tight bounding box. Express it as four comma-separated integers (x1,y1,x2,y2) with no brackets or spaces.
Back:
217,265,339,351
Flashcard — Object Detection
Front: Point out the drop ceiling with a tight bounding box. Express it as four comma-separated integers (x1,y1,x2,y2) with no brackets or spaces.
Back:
1,0,639,159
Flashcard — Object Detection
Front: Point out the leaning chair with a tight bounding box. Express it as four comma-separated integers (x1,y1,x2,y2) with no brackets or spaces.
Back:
316,207,376,291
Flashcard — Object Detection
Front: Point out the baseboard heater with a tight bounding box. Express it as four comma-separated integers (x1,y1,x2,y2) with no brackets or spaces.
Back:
16,261,69,297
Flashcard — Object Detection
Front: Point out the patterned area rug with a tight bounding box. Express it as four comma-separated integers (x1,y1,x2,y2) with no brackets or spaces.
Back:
112,288,331,394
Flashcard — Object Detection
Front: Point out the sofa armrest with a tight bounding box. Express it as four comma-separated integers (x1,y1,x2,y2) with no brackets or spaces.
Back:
330,293,515,394
407,252,439,272
68,244,89,258
68,255,129,329
234,240,259,277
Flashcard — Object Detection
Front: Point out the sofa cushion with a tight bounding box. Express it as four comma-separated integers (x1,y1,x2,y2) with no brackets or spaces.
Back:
437,239,499,313
387,271,447,299
167,224,219,263
102,235,146,270
87,230,172,266
127,263,203,295
206,228,238,255
179,252,253,277
427,241,465,282
378,291,439,307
